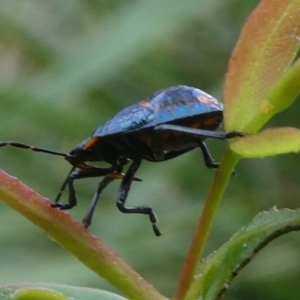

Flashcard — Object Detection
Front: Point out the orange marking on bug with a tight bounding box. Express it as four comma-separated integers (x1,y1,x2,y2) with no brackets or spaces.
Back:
140,100,151,107
190,115,221,129
190,121,202,129
205,115,222,127
140,133,153,146
108,172,126,179
196,95,217,105
162,132,171,139
84,137,100,149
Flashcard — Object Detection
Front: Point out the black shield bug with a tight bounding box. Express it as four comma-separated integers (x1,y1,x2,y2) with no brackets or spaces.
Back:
0,86,244,236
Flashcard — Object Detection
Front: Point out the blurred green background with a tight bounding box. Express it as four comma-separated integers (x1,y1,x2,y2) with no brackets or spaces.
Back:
1,1,300,299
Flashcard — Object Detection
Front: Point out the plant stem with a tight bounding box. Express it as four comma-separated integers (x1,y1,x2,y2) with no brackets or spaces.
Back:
173,148,239,300
0,169,167,300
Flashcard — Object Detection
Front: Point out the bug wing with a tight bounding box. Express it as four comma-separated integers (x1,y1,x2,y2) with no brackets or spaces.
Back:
93,86,224,137
93,104,155,137
147,85,224,125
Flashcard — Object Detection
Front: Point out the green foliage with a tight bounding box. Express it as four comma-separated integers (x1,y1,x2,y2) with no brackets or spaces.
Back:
186,208,300,300
1,283,126,300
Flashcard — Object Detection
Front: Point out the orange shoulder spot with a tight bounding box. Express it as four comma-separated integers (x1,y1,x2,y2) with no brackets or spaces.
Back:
140,100,151,107
197,95,216,105
84,137,100,149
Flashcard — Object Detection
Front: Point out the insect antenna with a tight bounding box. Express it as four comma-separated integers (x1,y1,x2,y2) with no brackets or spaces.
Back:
0,141,67,157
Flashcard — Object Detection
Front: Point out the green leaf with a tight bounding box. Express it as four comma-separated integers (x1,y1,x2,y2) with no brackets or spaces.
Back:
0,283,126,300
12,287,68,300
185,207,300,300
230,127,300,158
224,0,300,133
252,57,300,131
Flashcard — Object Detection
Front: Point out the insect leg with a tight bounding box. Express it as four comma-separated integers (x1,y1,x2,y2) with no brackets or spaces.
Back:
150,140,218,169
152,124,218,167
51,166,115,210
151,128,194,161
198,141,219,169
82,175,116,228
152,139,219,168
53,166,76,208
154,124,245,169
154,124,245,140
116,159,162,236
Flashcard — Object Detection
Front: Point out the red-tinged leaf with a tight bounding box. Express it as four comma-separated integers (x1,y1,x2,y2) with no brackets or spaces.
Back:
224,0,300,133
0,170,165,300
230,127,300,158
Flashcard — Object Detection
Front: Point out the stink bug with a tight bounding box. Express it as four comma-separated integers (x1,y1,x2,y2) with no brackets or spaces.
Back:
0,85,244,236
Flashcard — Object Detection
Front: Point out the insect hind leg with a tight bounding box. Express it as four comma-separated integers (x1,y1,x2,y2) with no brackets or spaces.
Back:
154,124,246,169
198,141,219,169
116,159,162,236
154,124,245,140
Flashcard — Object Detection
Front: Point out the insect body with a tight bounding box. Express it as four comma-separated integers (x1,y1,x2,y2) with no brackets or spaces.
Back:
0,86,243,236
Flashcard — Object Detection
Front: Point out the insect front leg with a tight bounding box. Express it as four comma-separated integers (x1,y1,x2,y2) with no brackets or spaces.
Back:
52,166,115,210
116,159,162,236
